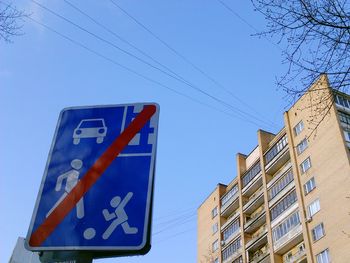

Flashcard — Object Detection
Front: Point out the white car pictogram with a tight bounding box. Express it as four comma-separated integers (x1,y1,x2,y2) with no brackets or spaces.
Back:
73,118,107,145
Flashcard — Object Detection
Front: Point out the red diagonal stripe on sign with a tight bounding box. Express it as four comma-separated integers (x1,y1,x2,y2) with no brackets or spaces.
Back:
29,104,157,247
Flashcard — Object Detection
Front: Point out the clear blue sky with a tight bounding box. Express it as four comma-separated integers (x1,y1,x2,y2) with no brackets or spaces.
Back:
1,0,287,262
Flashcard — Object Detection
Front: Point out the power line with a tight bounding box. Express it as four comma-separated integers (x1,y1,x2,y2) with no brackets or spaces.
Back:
63,0,191,86
154,212,196,229
153,227,196,244
109,0,278,128
153,213,196,236
216,0,282,51
217,0,261,33
25,15,268,127
154,206,196,222
30,0,277,129
30,0,189,86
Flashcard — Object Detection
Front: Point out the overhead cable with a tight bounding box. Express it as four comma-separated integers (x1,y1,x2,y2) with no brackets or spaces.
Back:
25,15,269,127
30,0,277,129
109,0,278,128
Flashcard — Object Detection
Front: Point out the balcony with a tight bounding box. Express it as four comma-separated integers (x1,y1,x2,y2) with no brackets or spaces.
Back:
246,226,268,250
266,162,292,189
271,204,299,229
268,181,295,208
284,249,307,263
222,230,240,249
244,210,266,234
221,210,240,230
274,224,303,254
222,248,242,263
335,93,350,114
250,251,270,263
242,172,263,197
264,134,290,176
248,245,270,263
243,187,264,214
221,193,239,218
222,219,240,248
265,147,290,175
242,161,262,196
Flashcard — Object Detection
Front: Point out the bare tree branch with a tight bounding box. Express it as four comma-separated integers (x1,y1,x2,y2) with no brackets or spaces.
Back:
0,2,26,43
252,0,350,134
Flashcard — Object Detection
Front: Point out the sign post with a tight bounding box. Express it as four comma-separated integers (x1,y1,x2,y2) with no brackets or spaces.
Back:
26,103,159,260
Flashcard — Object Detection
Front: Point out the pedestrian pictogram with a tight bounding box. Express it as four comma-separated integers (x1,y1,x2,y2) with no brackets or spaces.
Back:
46,159,85,219
26,103,159,252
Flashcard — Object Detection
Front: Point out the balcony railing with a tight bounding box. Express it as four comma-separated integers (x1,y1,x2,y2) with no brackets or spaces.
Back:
221,194,239,218
246,209,264,226
243,187,264,211
221,185,239,207
222,248,242,263
264,134,288,165
249,245,270,263
269,182,295,209
268,169,294,201
242,161,261,188
249,247,270,263
245,210,266,234
246,226,267,248
249,187,263,201
285,249,306,263
252,226,267,239
221,210,240,230
274,224,303,252
221,191,239,214
334,93,350,111
264,135,290,176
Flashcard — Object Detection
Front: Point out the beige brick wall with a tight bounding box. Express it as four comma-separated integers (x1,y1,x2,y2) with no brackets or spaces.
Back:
198,184,226,263
285,75,350,262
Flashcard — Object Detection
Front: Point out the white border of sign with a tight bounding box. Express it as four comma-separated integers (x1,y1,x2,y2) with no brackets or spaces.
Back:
25,103,159,251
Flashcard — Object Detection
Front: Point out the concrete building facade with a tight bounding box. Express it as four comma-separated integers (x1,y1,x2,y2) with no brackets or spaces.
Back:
197,75,350,263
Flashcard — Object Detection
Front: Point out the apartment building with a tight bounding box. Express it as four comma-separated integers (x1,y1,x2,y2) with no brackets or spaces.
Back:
197,75,350,263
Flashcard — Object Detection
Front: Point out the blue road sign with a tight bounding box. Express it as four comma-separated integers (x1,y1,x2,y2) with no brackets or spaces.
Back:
26,103,159,251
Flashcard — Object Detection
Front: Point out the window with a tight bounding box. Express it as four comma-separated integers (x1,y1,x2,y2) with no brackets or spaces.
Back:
233,257,243,263
285,252,293,261
308,199,320,217
221,185,238,207
334,94,350,109
270,189,298,221
339,111,350,125
242,161,261,188
297,138,308,155
344,130,350,142
300,157,311,174
304,177,316,195
212,239,219,252
212,207,218,218
312,223,325,241
222,237,241,261
213,258,219,263
294,121,304,136
272,211,300,242
223,218,240,241
316,249,330,263
264,134,288,164
268,169,294,200
212,222,218,234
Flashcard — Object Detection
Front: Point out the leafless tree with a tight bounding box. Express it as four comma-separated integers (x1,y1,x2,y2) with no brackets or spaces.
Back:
0,2,25,43
251,0,350,134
